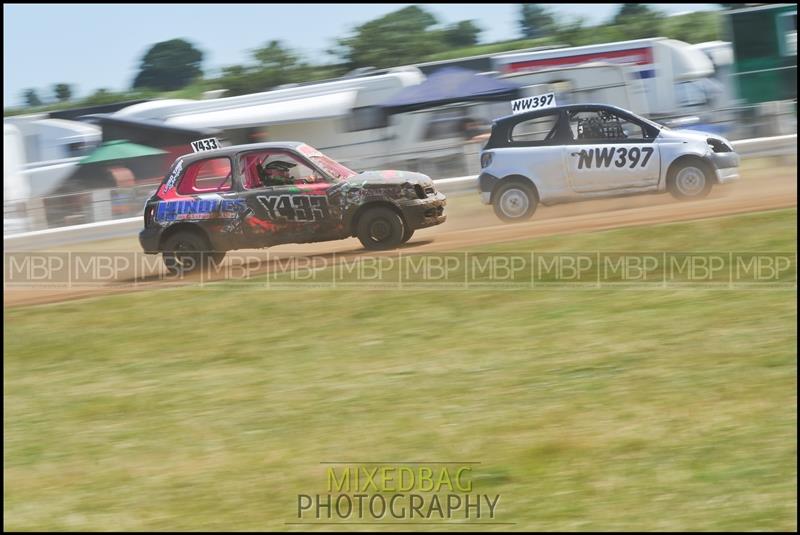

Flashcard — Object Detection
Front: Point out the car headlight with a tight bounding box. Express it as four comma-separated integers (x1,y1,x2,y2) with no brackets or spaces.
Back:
401,182,421,200
481,152,494,168
707,138,733,153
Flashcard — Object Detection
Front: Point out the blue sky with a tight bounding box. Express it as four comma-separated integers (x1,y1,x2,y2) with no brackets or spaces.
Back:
3,3,721,106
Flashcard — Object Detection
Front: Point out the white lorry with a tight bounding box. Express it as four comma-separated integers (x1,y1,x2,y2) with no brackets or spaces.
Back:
500,62,651,116
492,38,719,119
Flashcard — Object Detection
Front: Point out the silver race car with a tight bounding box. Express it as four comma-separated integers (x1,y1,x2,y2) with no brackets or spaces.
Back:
479,104,740,222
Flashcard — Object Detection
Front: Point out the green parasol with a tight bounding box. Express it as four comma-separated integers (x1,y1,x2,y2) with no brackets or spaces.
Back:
79,139,167,165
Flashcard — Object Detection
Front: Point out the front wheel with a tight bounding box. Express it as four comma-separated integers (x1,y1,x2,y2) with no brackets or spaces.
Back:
401,227,414,244
492,182,538,223
356,207,405,250
668,161,713,200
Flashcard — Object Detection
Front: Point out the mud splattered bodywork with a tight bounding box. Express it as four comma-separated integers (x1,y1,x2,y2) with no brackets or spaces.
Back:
139,142,446,254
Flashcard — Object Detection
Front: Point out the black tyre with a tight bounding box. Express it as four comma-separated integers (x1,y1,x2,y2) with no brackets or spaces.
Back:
356,207,405,250
667,160,713,200
492,181,538,223
162,231,221,275
401,227,415,244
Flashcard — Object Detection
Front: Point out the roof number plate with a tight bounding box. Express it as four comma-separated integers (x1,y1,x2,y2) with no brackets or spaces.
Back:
190,137,221,153
511,93,556,115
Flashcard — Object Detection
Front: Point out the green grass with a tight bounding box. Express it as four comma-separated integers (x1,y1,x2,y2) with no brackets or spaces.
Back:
478,207,798,253
4,209,797,531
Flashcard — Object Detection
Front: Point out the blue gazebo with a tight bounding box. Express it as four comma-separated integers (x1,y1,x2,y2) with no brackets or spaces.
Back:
379,67,522,114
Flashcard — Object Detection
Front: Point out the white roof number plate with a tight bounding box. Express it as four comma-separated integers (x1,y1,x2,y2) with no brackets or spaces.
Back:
511,92,557,115
190,137,221,153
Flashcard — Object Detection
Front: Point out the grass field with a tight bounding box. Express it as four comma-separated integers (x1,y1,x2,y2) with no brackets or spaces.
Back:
4,209,797,531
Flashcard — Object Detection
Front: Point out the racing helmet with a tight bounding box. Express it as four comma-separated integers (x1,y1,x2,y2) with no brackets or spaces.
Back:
258,160,296,185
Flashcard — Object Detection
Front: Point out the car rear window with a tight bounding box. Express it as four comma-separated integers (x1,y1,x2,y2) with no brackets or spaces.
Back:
177,157,233,194
511,113,559,143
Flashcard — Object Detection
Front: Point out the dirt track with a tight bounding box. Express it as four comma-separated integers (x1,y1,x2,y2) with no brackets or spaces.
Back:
5,166,796,308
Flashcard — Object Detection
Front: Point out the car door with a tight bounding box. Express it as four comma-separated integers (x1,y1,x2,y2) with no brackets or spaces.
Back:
563,107,660,194
501,111,570,198
236,149,336,247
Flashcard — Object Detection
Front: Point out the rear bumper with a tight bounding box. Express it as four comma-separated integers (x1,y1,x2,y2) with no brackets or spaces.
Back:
478,173,499,204
401,192,447,230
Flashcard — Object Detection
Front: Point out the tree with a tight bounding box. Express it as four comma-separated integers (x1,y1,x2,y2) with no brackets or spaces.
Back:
84,88,121,106
133,38,203,91
519,4,558,39
443,20,482,48
661,11,722,44
23,89,41,107
611,4,665,40
216,65,254,97
215,41,311,97
53,83,72,102
335,5,445,69
253,40,301,71
555,16,588,46
613,4,652,23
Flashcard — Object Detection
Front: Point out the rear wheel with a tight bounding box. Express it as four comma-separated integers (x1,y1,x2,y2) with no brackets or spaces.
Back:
668,160,713,200
162,231,223,275
356,207,405,250
492,181,538,223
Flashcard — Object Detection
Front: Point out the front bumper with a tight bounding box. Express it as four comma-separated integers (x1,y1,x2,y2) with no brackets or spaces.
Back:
710,152,740,184
401,192,447,230
715,166,740,184
139,227,161,254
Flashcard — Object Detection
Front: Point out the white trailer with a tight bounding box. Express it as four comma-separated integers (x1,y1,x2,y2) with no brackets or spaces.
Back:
4,124,31,233
492,38,717,117
112,68,425,169
3,114,101,163
2,115,102,199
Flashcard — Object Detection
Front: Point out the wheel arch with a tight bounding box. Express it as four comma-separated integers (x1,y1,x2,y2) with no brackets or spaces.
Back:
491,175,541,204
158,222,213,251
665,155,716,187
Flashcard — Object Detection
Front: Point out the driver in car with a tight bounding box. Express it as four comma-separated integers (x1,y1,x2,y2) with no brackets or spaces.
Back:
257,160,296,186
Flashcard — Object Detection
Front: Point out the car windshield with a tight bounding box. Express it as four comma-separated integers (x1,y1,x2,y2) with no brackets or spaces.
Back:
310,154,357,181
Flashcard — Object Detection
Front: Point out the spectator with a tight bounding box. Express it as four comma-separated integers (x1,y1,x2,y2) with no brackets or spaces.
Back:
108,165,136,188
462,117,490,143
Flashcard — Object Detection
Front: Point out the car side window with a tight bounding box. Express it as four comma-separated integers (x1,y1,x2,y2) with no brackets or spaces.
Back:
176,157,233,194
240,151,326,189
568,110,647,142
510,113,560,145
